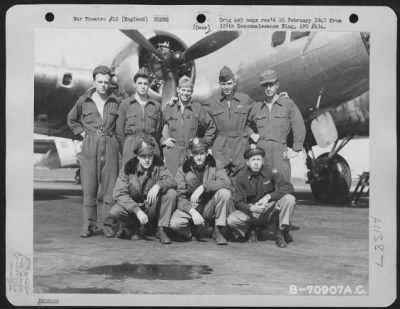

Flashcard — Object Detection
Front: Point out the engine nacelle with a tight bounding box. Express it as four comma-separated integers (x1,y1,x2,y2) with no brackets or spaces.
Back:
309,91,369,148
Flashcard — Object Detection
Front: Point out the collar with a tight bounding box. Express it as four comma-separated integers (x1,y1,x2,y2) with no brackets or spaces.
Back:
263,93,282,106
82,87,119,103
219,93,240,103
129,97,157,106
177,100,194,111
246,165,268,179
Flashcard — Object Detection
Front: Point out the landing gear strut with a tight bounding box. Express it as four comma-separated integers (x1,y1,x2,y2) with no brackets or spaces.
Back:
305,137,352,203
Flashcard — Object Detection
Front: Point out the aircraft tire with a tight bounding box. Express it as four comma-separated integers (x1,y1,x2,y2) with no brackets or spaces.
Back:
310,153,352,204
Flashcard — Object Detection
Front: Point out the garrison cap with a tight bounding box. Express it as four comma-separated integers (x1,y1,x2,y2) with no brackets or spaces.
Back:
133,67,150,82
219,66,235,82
92,65,112,79
189,137,208,154
178,75,193,88
134,139,155,156
244,144,265,159
259,69,278,85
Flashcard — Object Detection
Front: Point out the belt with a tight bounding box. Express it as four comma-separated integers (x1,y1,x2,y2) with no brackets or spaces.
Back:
218,131,248,138
86,129,115,136
127,129,152,136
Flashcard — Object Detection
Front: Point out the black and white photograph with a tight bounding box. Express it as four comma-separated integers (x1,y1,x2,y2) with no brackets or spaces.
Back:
6,4,397,307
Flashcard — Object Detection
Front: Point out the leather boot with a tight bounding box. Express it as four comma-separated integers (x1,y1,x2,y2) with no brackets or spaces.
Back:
103,225,115,238
157,227,172,244
213,226,227,245
283,226,293,243
275,229,288,248
80,225,94,238
249,230,258,243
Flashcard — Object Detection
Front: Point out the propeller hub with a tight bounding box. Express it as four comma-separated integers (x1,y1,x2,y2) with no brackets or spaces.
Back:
165,51,185,71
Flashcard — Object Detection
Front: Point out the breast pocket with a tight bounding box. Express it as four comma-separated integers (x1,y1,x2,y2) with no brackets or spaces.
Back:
126,111,138,128
82,111,98,126
273,112,289,131
255,114,267,129
185,114,199,133
167,116,178,132
147,112,158,132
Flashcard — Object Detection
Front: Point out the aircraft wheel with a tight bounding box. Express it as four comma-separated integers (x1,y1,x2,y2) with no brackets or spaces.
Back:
75,168,81,185
310,153,352,203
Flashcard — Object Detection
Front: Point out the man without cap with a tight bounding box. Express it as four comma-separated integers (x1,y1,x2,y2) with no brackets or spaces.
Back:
202,66,254,178
227,144,296,247
67,65,121,237
248,69,306,182
110,138,177,244
170,137,232,245
161,75,217,176
116,68,163,167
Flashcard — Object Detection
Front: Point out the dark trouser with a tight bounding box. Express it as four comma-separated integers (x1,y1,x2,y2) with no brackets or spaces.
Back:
121,134,161,167
212,135,248,177
109,189,177,231
80,133,119,229
163,144,189,176
169,189,232,237
257,140,291,182
227,194,296,238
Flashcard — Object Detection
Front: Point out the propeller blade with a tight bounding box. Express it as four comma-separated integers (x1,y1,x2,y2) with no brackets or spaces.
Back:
161,72,177,109
183,31,240,61
120,30,164,60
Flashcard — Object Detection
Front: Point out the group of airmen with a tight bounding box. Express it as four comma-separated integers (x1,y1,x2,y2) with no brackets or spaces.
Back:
67,62,306,248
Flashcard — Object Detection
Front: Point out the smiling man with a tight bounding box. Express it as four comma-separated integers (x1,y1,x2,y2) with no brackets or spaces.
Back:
227,144,296,248
161,76,216,176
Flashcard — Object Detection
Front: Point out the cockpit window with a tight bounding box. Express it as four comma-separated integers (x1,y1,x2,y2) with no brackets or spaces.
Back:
290,31,310,41
271,31,286,47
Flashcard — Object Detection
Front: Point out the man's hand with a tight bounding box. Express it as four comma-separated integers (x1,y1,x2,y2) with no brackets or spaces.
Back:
283,148,299,160
162,137,176,149
146,184,160,204
250,133,260,143
80,131,86,138
190,185,204,203
168,96,178,106
136,209,149,225
189,208,205,226
257,194,271,207
250,203,266,214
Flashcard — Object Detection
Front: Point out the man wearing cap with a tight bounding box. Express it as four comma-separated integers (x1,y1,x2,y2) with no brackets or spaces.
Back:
67,65,121,238
116,68,163,167
169,137,232,245
161,75,217,176
110,138,177,244
227,144,296,248
202,66,254,178
248,69,306,182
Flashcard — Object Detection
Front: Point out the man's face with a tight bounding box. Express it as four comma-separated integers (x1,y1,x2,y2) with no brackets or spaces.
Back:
246,155,264,173
177,86,192,103
192,150,207,167
137,154,154,170
219,79,236,97
262,81,279,98
94,73,111,95
134,77,150,96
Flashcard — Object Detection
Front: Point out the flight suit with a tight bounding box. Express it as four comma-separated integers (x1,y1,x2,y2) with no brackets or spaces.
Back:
110,155,177,235
227,165,296,238
169,155,232,237
67,88,121,231
203,92,253,177
116,97,163,166
162,101,216,176
247,94,306,181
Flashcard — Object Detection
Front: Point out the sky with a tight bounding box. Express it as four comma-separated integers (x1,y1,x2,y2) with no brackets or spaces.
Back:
34,28,369,179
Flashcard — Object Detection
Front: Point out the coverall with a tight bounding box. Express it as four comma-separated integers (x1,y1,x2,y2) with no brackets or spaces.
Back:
162,101,216,176
203,92,253,177
247,94,306,181
67,88,121,230
116,97,163,166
